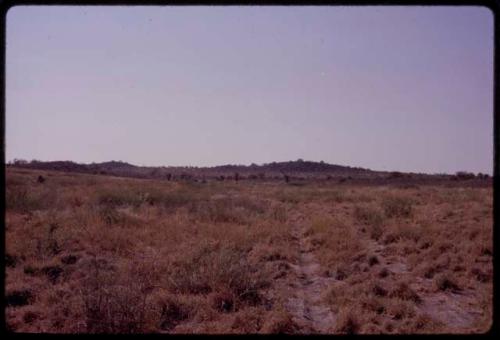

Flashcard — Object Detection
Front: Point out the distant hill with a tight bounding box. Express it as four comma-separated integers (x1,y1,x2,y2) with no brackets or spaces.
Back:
252,160,370,174
6,159,490,184
8,159,377,178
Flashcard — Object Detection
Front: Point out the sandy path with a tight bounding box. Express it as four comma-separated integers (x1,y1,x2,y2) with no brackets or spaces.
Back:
284,213,336,333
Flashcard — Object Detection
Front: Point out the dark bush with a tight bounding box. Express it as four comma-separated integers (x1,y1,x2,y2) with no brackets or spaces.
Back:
336,311,360,334
23,311,39,324
158,297,192,330
42,265,63,284
61,254,79,265
455,171,475,180
368,256,379,266
211,291,235,313
389,171,404,179
6,289,34,307
372,283,388,297
471,267,492,283
378,267,390,278
24,265,39,276
390,282,421,303
5,254,17,268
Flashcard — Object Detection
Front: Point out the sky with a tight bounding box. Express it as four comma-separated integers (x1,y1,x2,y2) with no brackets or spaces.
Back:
6,6,494,174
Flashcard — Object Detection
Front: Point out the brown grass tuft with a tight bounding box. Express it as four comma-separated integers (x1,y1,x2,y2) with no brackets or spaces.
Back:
382,195,413,218
335,308,360,334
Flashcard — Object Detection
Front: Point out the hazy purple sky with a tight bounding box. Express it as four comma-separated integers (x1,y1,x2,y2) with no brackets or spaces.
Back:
6,6,494,174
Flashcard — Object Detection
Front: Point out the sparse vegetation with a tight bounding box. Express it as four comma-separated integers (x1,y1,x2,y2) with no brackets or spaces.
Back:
382,195,414,218
5,167,492,334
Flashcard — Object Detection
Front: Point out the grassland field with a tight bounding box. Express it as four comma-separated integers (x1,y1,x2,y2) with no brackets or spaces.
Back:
4,167,493,333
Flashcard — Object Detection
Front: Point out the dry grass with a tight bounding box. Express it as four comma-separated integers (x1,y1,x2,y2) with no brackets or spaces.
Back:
307,186,492,334
4,168,492,334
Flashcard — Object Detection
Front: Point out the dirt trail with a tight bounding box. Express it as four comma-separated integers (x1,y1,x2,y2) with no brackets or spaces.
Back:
284,213,336,333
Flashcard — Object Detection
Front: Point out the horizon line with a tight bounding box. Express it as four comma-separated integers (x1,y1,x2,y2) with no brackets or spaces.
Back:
6,157,492,176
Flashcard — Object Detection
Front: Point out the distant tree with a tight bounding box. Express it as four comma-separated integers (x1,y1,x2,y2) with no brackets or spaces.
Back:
13,159,28,165
456,171,475,180
234,172,240,182
297,158,304,162
389,171,404,179
477,173,490,180
284,174,290,183
166,173,172,181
